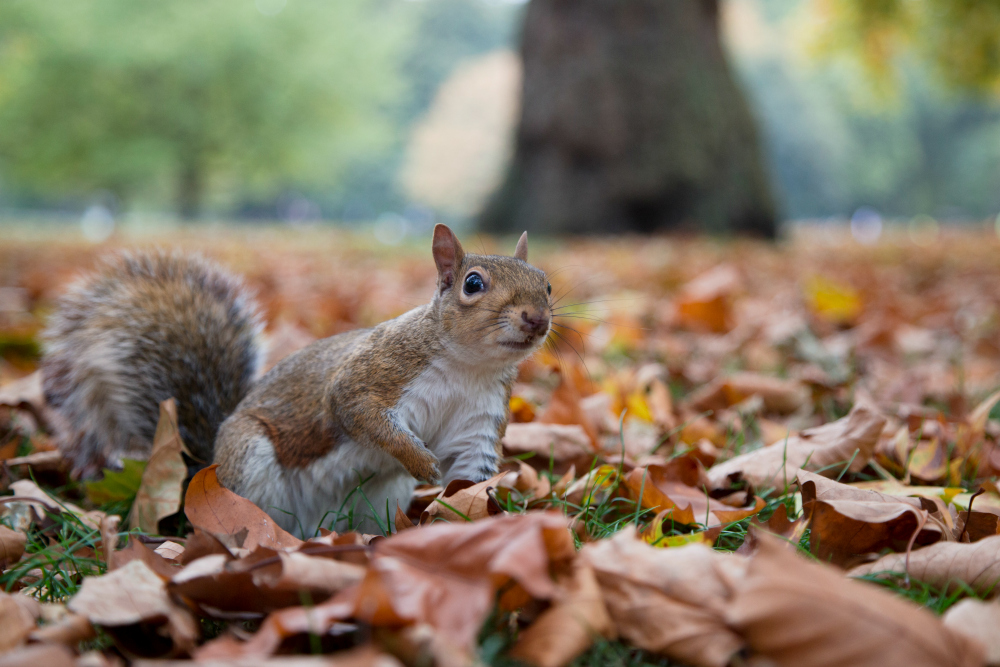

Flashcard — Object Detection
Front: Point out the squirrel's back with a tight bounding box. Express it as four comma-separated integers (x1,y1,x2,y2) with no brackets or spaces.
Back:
42,251,263,475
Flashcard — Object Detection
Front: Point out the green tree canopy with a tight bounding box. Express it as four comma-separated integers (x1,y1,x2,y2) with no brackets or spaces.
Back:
816,0,1000,95
0,0,405,218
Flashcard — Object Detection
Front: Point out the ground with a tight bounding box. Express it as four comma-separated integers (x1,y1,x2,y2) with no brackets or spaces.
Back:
1,223,1000,666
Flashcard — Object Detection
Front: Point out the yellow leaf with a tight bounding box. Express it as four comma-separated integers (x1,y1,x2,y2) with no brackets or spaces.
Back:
509,395,536,423
625,391,652,422
804,275,862,324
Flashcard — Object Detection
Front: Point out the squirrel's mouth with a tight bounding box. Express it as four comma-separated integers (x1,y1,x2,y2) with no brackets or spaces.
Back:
499,339,537,351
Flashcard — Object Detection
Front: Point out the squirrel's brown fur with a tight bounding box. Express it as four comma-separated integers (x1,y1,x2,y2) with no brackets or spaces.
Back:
42,226,550,533
41,252,263,476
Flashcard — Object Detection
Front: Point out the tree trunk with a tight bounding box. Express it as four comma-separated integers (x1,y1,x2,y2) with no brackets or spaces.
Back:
480,0,777,236
177,158,203,220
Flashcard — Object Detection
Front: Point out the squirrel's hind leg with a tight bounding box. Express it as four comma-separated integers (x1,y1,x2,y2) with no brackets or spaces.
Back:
214,414,415,537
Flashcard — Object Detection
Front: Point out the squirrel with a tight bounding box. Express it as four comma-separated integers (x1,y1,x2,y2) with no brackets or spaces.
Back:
41,224,552,534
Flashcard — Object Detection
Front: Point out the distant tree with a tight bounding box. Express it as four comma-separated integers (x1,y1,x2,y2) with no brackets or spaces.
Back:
815,0,1000,95
0,1,403,218
482,0,777,237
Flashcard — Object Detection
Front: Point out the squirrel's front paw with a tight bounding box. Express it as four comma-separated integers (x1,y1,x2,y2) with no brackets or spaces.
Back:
406,449,441,483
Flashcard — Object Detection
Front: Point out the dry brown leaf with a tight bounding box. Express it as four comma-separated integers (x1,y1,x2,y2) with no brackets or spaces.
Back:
581,527,746,667
361,512,577,651
0,525,26,569
250,551,366,595
169,551,297,616
728,531,984,667
420,472,507,523
154,541,185,561
502,422,594,469
943,599,1000,665
686,373,808,415
0,371,49,430
29,611,95,645
0,591,36,652
7,479,104,530
513,459,553,500
99,514,121,568
849,535,1000,596
202,512,577,659
3,450,67,474
707,402,886,491
184,464,302,550
0,644,76,667
674,264,740,333
736,504,807,555
537,367,599,445
623,460,764,527
129,399,186,533
68,559,198,656
394,503,415,532
110,537,181,579
507,560,614,667
909,439,949,484
799,470,942,566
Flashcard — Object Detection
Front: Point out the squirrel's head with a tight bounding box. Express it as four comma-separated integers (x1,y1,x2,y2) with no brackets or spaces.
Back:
431,224,551,366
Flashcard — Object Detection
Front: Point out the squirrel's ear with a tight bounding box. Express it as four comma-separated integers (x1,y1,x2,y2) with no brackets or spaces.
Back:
432,224,464,290
514,232,528,261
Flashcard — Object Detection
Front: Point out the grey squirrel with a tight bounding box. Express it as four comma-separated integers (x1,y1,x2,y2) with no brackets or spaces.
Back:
41,225,552,533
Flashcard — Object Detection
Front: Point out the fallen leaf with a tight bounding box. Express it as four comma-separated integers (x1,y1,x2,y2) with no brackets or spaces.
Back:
184,464,302,550
130,399,187,533
0,644,76,667
85,460,146,506
736,504,807,555
0,591,36,652
421,472,507,523
7,479,104,530
3,450,67,474
707,402,886,491
99,514,120,567
799,471,942,566
206,512,577,659
110,537,181,580
804,275,862,325
0,525,26,569
510,395,536,423
502,422,594,470
537,368,599,445
728,531,983,667
250,551,366,595
154,541,185,561
0,371,49,430
68,559,198,656
624,460,764,527
507,560,614,667
675,265,740,333
943,599,1000,665
908,439,949,484
581,527,746,667
686,373,808,415
394,502,415,532
29,612,95,646
849,535,1000,596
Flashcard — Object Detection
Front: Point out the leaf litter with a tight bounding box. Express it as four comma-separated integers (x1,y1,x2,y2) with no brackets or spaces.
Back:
5,230,1000,664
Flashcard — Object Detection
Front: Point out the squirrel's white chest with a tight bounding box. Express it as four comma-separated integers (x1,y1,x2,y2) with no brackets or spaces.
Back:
395,358,510,479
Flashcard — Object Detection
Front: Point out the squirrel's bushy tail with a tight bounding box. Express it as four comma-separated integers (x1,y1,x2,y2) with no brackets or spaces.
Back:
42,251,263,476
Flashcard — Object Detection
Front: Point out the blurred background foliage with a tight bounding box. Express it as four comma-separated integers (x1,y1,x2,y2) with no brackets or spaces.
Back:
0,0,998,229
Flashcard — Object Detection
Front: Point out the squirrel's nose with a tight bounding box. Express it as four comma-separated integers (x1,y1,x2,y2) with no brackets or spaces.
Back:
520,310,550,336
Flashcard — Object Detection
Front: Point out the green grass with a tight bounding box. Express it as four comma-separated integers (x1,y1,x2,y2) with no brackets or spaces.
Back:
0,506,109,602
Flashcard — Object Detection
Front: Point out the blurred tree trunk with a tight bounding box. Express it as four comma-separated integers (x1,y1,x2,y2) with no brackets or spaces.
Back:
481,0,776,236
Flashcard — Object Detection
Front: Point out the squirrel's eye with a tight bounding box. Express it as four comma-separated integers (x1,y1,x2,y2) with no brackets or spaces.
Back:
547,283,552,295
463,273,484,295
